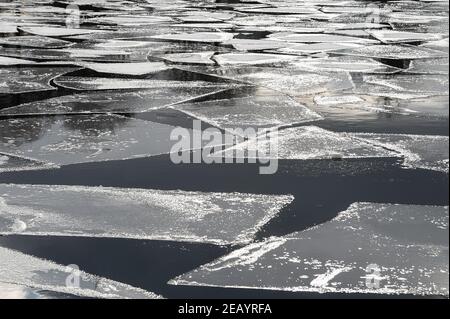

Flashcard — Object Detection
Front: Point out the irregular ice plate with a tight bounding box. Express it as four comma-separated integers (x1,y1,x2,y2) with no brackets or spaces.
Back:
173,88,322,131
367,30,445,44
292,57,401,74
333,44,448,60
150,32,234,43
351,133,449,173
268,33,378,44
160,51,216,65
0,85,231,115
0,184,294,245
0,246,160,299
0,153,55,174
18,26,107,37
54,77,230,92
277,42,363,54
0,67,79,95
170,203,448,296
0,36,73,49
224,39,288,51
79,62,172,76
0,56,36,66
407,58,449,75
214,53,298,66
214,126,397,160
0,114,179,165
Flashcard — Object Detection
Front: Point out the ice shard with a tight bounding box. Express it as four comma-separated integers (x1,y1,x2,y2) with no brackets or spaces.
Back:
173,88,322,131
268,33,379,44
160,52,216,65
79,62,171,76
150,32,234,43
0,114,180,165
407,58,449,75
0,184,294,245
18,26,107,37
170,203,449,296
367,30,445,44
350,133,449,173
214,126,398,160
0,56,36,66
0,246,161,299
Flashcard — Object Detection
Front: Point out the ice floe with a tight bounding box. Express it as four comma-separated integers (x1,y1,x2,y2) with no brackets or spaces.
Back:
0,153,56,174
150,32,234,43
18,26,107,37
0,184,294,245
173,88,322,130
214,53,298,66
367,30,445,44
407,58,449,75
0,85,231,115
0,36,73,49
268,33,379,44
160,51,216,65
0,67,79,95
224,39,287,51
292,56,401,74
277,42,363,54
333,44,448,59
213,126,398,160
80,62,172,76
170,202,449,296
0,56,36,66
0,246,161,299
351,133,449,173
0,115,180,165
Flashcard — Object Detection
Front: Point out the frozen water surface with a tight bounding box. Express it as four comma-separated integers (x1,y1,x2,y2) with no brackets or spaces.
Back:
18,26,108,38
0,246,161,299
0,85,232,115
214,53,299,66
173,88,322,130
214,126,398,160
79,62,172,76
407,58,449,75
292,57,401,74
268,33,379,44
170,203,449,296
351,133,449,173
160,52,216,65
150,32,234,43
333,44,448,60
0,184,294,245
367,30,445,44
0,36,73,49
0,153,55,174
0,56,36,66
0,115,180,165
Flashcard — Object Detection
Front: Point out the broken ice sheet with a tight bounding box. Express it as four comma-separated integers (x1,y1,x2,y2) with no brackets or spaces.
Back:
0,184,294,246
214,53,298,66
170,203,449,296
0,36,73,49
214,126,397,160
420,38,449,53
0,85,232,115
236,6,320,15
0,153,55,174
407,58,449,75
80,62,172,76
150,32,234,43
0,246,160,299
350,133,449,173
292,56,401,74
53,76,231,91
362,74,449,96
277,42,364,54
0,56,36,66
0,67,79,95
268,33,379,44
0,114,180,165
367,30,445,44
159,51,216,65
18,26,108,37
173,88,322,131
223,39,288,51
333,44,448,60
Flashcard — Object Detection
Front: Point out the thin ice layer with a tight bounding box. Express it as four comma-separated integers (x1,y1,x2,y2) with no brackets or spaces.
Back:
0,246,160,299
0,67,79,94
53,77,230,91
0,184,294,245
160,52,216,65
213,53,298,66
80,62,171,76
214,126,398,160
333,44,448,60
0,153,56,173
150,32,234,43
173,91,322,130
292,57,401,74
268,33,378,44
170,203,449,296
351,133,449,173
367,30,445,44
18,26,107,37
0,114,179,165
0,85,231,115
0,36,73,49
